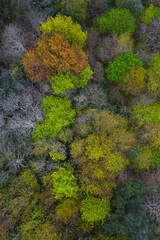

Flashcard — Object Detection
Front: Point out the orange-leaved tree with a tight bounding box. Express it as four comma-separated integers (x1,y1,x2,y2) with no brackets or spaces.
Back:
21,33,88,83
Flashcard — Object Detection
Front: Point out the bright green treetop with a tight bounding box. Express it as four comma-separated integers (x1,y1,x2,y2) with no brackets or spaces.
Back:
130,102,160,127
96,8,136,35
51,167,79,199
49,65,93,94
106,52,143,84
80,196,110,223
40,14,87,47
33,96,76,140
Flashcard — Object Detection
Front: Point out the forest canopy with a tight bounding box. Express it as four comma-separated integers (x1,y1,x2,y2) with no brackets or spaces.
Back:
0,1,160,240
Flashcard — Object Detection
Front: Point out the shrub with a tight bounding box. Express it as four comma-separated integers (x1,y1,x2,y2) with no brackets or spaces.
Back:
120,66,147,95
95,8,136,35
40,14,87,47
80,196,110,223
106,52,143,84
33,96,76,140
51,167,79,199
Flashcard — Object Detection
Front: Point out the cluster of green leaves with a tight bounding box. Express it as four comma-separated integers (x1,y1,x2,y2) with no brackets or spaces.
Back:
33,96,76,140
132,145,156,171
130,102,160,127
80,196,110,223
106,52,143,84
95,8,136,35
50,65,93,94
51,167,79,199
71,110,136,197
40,14,87,47
2,1,160,239
0,169,41,235
147,52,160,96
140,3,160,25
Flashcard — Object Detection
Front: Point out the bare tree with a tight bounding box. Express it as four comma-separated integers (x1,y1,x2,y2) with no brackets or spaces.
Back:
10,0,32,10
74,84,107,110
0,23,38,64
0,24,26,64
138,17,160,54
143,193,160,225
27,10,48,30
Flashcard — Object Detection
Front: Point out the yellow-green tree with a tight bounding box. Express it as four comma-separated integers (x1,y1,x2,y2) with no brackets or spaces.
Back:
147,52,160,96
121,66,147,95
40,14,87,46
71,110,136,196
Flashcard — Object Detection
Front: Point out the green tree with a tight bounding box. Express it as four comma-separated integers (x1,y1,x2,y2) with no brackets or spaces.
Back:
132,145,155,171
120,66,147,95
0,169,41,233
49,65,93,94
33,96,76,140
147,52,160,96
130,102,160,127
55,198,79,224
139,3,160,25
71,110,136,197
51,167,79,199
101,179,156,240
95,8,136,35
106,52,143,84
80,196,110,223
40,13,87,47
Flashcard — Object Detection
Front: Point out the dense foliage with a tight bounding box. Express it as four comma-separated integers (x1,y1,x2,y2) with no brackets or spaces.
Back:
40,14,87,47
33,96,76,139
106,52,143,84
0,1,160,240
96,8,136,35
